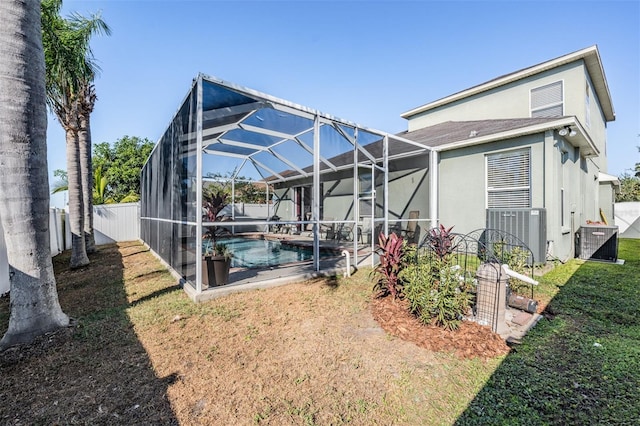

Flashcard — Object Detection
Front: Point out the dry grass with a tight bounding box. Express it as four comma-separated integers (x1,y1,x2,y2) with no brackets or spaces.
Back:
0,241,505,425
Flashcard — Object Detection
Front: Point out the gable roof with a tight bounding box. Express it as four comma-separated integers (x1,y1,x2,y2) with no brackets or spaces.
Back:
398,117,600,156
401,45,615,122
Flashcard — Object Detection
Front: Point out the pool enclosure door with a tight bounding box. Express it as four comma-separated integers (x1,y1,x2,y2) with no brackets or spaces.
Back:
295,185,312,234
356,163,385,265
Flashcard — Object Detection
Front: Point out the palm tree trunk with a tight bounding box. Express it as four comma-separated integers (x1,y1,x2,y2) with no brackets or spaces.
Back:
79,84,96,253
66,103,90,268
0,0,69,348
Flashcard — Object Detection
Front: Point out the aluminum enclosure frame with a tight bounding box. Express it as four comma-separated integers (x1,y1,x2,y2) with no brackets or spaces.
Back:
140,74,434,295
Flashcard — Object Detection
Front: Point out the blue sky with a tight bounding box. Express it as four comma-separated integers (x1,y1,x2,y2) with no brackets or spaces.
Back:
48,0,640,207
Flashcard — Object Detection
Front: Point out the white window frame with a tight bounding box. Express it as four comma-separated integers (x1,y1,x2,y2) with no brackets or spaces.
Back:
486,148,531,209
530,80,564,118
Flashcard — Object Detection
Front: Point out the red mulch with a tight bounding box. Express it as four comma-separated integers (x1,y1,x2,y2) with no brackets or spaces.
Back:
370,296,511,360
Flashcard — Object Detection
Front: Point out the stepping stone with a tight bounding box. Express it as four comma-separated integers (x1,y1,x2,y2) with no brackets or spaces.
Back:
511,311,533,326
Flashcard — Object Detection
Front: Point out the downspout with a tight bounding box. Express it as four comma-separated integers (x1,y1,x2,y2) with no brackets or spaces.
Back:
429,149,439,230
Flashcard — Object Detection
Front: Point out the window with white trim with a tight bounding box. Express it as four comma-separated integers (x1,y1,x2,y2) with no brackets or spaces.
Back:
486,149,531,208
531,81,563,118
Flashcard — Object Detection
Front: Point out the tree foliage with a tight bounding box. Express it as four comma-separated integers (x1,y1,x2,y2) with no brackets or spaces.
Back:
204,171,271,204
42,0,110,260
93,136,154,202
616,173,640,202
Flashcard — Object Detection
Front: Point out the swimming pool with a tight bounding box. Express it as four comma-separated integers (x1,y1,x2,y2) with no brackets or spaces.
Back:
213,237,338,269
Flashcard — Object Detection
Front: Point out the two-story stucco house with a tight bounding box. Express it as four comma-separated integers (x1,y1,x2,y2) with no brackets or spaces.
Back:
398,45,616,262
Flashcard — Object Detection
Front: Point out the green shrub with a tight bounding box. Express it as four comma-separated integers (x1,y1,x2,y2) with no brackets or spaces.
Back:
493,241,531,295
401,225,475,330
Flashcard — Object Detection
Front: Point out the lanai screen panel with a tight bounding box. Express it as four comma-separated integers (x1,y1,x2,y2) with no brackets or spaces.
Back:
141,85,198,282
141,74,432,292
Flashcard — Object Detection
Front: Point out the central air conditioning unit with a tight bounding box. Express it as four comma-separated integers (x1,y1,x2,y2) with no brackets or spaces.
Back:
576,225,619,262
486,208,547,264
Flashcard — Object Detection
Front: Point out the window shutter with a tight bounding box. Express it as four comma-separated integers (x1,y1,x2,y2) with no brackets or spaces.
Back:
487,149,531,208
531,81,563,118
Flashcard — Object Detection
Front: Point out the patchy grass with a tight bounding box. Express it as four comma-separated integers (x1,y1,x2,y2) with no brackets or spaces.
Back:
1,239,638,424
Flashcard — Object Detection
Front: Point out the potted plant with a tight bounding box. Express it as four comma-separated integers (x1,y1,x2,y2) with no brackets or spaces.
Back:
202,185,233,286
201,236,216,287
211,243,232,286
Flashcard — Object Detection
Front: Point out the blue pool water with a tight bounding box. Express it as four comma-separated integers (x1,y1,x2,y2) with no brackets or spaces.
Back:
212,237,337,268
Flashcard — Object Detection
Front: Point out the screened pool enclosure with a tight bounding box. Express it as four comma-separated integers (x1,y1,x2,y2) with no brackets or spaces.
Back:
141,74,435,299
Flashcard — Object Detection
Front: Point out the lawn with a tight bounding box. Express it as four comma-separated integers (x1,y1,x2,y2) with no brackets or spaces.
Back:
1,239,638,425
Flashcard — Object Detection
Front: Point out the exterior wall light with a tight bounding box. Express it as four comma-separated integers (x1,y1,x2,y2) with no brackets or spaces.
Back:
558,126,577,137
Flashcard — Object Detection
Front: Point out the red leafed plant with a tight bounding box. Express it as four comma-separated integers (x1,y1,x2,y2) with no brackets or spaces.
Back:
426,224,455,259
371,233,406,299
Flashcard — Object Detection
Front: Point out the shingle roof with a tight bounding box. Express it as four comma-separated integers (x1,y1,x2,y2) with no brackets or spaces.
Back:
398,118,560,148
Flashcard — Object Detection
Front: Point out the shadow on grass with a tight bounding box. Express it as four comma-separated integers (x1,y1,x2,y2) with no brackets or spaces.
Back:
455,239,640,425
0,243,179,425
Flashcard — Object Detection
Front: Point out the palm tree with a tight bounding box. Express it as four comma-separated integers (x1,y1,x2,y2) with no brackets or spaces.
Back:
0,0,69,348
52,167,115,205
78,83,98,252
42,0,109,265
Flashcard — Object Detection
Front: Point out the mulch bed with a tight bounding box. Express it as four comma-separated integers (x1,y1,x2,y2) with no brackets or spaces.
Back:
370,296,511,359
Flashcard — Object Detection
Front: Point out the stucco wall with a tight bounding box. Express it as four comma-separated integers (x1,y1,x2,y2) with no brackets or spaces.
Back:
599,182,616,226
438,134,546,235
584,69,608,171
406,61,608,173
437,131,600,262
408,62,586,131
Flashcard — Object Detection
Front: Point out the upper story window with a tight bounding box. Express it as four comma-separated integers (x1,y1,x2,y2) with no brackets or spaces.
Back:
531,81,563,118
486,148,531,208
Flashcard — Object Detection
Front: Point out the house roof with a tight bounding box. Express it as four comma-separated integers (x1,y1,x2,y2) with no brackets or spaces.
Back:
599,172,621,187
398,117,600,157
401,45,615,122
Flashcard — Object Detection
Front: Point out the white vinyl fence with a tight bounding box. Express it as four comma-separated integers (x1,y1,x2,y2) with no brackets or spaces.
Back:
1,203,140,295
65,203,140,249
615,202,640,239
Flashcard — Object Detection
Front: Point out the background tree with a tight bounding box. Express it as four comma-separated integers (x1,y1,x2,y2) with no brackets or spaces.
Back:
205,170,271,204
42,0,109,264
615,145,640,203
93,136,154,202
616,173,640,202
0,0,69,348
52,135,153,204
52,167,114,205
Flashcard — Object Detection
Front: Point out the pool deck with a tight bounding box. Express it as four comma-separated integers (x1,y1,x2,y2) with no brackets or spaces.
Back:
183,232,377,303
